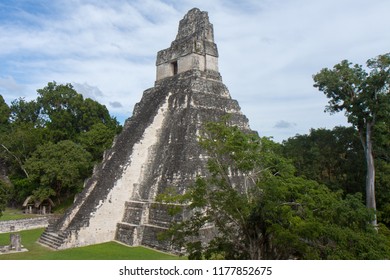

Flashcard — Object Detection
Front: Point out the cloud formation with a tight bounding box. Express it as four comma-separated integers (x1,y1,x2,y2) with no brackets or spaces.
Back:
274,120,297,129
109,101,123,108
1,0,389,141
73,83,104,99
0,76,24,94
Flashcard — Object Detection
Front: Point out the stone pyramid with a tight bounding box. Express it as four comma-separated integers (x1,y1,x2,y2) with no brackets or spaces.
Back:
39,8,251,251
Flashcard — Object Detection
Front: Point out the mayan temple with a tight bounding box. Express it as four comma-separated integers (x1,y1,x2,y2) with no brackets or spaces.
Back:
38,8,251,251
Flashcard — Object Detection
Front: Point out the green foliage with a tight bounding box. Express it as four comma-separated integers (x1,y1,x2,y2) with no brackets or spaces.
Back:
0,95,10,129
374,117,390,225
31,187,56,203
1,122,46,178
0,179,12,217
283,125,390,226
313,53,390,226
313,53,390,126
10,98,42,126
24,140,92,202
200,119,263,173
78,122,117,162
260,177,386,259
37,82,120,142
0,82,121,205
376,159,390,225
10,177,37,204
159,119,390,259
283,127,365,194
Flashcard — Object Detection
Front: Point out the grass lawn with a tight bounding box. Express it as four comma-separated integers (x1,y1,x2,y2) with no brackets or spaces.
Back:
0,208,36,221
0,228,183,260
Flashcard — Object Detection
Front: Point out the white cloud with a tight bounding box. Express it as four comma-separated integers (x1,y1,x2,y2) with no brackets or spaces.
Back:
0,75,27,103
73,82,104,99
1,0,389,141
109,101,123,108
274,120,297,129
0,76,24,93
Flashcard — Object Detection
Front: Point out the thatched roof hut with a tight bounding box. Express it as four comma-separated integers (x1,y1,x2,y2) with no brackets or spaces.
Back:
22,196,55,214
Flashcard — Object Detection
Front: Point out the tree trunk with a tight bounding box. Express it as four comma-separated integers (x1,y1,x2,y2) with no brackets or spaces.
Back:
364,123,377,227
1,144,29,178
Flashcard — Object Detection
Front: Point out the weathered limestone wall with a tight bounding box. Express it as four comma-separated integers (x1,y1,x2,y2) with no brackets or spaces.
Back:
156,8,218,81
0,217,49,233
156,63,174,81
56,92,172,249
179,54,204,73
206,54,218,72
156,52,218,81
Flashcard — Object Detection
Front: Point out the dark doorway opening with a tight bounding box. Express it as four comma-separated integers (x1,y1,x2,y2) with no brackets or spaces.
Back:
171,61,178,75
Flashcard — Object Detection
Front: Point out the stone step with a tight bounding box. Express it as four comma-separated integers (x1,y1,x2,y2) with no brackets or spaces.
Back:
38,231,65,249
43,215,61,233
45,224,56,232
39,234,61,245
117,222,138,228
122,202,146,225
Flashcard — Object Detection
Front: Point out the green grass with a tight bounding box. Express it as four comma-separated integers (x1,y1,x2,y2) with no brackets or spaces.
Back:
0,208,36,221
0,228,183,260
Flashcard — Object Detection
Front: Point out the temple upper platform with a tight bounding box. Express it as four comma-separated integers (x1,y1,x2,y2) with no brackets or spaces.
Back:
156,8,219,81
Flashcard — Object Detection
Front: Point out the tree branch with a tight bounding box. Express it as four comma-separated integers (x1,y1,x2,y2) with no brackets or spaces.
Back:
0,143,29,178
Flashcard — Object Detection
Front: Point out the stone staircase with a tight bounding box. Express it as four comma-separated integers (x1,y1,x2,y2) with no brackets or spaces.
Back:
37,217,67,250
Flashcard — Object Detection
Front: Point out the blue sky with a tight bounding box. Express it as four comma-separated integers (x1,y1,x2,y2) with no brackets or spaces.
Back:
1,0,389,142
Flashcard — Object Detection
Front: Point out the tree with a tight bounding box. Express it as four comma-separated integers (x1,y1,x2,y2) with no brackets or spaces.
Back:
9,98,42,126
31,187,56,204
0,95,12,212
1,82,121,205
0,179,12,217
0,95,10,128
37,82,120,142
313,53,390,226
24,140,93,202
375,119,390,226
158,120,389,259
78,122,118,162
282,127,365,194
1,123,46,178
